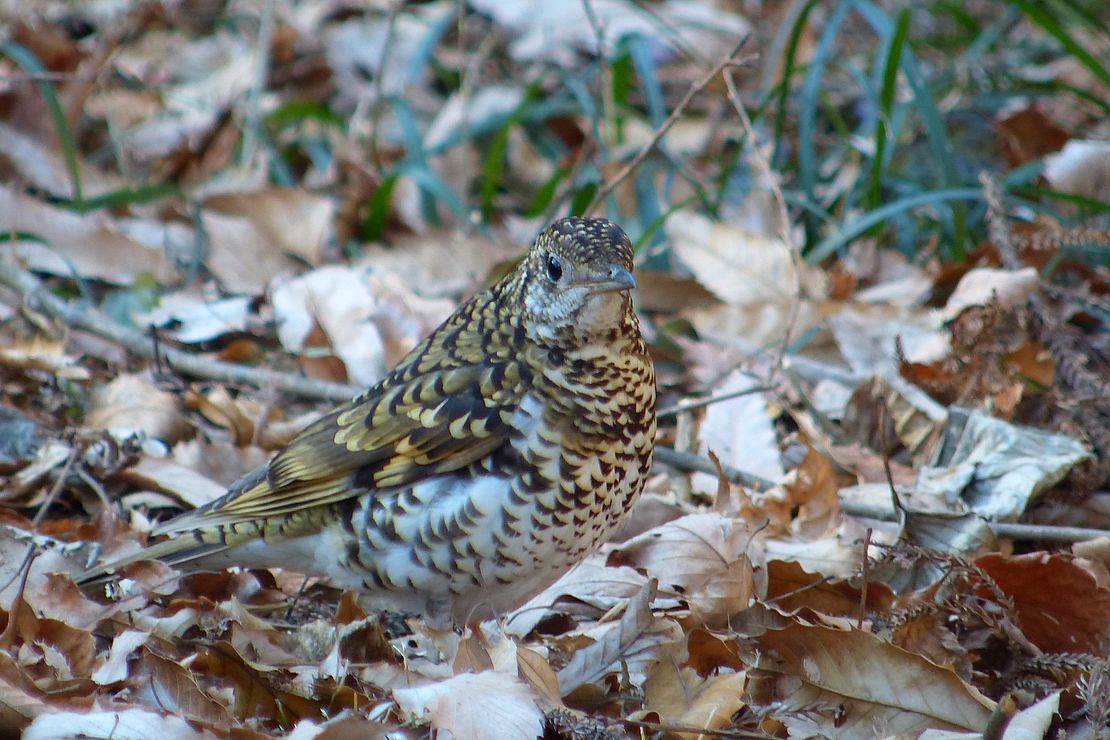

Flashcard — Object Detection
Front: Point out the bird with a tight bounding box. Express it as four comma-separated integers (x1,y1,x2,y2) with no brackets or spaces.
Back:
77,217,656,628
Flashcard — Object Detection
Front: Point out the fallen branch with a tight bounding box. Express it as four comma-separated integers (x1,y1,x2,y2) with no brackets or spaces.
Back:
839,500,1110,544
0,260,361,403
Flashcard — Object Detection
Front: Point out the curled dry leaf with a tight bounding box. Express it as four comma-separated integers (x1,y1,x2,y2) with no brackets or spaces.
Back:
644,664,748,738
393,670,544,740
743,609,995,738
556,580,683,695
85,373,191,443
916,407,1090,520
0,336,90,381
607,512,765,627
941,267,1040,321
90,628,148,685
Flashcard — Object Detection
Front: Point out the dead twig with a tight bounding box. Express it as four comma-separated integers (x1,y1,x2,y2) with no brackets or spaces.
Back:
839,501,1110,544
657,383,771,419
653,445,774,491
722,65,802,386
585,36,754,215
0,260,361,403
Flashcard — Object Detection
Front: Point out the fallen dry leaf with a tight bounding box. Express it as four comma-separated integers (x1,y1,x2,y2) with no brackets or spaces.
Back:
975,552,1110,654
607,512,764,627
394,670,544,739
743,609,995,737
85,373,191,443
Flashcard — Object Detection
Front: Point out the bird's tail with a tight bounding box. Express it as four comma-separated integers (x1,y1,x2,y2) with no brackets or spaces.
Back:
73,534,233,586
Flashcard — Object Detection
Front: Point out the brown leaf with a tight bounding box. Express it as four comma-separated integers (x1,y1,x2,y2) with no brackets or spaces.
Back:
453,631,494,674
764,560,893,618
135,649,234,727
608,513,764,627
1004,340,1055,388
190,642,319,725
85,373,190,442
997,106,1069,167
782,447,841,538
743,610,995,737
517,646,562,708
686,628,745,677
975,552,1110,654
644,662,747,738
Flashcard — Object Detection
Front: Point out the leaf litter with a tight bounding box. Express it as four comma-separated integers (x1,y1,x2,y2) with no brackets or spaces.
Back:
0,0,1108,738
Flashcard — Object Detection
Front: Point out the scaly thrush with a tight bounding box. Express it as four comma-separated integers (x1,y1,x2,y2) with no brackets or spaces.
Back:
79,217,656,627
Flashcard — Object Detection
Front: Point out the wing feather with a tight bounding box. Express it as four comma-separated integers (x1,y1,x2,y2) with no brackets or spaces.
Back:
157,322,526,532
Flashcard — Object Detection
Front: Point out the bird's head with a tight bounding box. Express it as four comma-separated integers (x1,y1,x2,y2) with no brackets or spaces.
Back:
513,217,638,344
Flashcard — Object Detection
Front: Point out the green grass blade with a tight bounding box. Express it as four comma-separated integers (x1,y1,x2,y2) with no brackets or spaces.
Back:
809,187,983,262
868,8,910,212
854,0,969,259
767,0,822,165
628,34,666,128
798,0,853,239
0,41,84,209
1007,0,1110,87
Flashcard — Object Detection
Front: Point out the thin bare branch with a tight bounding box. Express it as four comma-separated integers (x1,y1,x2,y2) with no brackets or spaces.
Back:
722,66,802,385
653,445,774,491
0,260,361,403
585,36,754,215
840,500,1110,543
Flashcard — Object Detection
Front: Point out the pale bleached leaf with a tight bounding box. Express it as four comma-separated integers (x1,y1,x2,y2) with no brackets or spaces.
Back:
394,671,543,740
23,707,220,740
0,185,175,284
85,373,190,443
916,408,1090,520
609,512,764,626
91,629,149,685
556,581,682,694
941,267,1040,321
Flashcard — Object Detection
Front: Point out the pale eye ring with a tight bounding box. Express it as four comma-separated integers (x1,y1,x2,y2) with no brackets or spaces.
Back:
545,254,563,282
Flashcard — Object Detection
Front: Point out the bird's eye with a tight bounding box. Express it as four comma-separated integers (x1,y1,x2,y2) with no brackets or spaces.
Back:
545,254,563,282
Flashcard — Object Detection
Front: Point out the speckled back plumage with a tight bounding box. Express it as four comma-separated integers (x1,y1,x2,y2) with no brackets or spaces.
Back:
78,217,656,626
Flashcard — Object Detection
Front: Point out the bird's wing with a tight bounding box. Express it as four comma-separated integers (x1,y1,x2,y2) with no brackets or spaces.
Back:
155,305,530,535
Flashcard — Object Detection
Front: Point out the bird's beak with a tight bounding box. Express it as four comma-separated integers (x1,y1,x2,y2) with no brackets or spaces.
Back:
582,265,636,294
